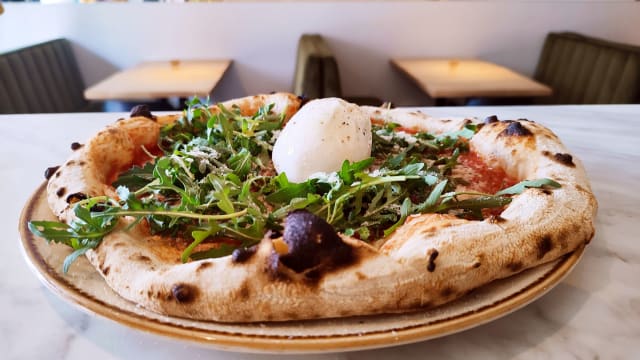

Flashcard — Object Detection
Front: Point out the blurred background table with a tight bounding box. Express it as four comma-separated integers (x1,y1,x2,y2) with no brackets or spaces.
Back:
1,105,638,359
392,59,552,105
84,60,232,110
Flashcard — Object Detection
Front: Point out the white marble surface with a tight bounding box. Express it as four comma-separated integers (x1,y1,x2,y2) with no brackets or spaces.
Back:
1,105,639,359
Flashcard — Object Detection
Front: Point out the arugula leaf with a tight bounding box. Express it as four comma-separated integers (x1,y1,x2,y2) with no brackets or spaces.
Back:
266,178,316,204
417,180,448,212
182,221,221,262
228,148,253,178
338,158,374,185
28,200,119,273
112,162,155,191
495,178,561,196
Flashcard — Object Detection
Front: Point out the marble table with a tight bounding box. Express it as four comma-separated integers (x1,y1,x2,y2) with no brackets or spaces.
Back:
1,105,638,359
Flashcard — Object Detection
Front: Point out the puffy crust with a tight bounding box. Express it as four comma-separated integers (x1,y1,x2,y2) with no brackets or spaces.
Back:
47,96,597,322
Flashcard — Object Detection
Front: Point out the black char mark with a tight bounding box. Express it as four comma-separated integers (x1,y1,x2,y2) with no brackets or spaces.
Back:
278,210,353,273
70,142,83,150
537,236,553,259
171,283,198,303
427,249,439,272
130,104,156,120
484,115,499,124
542,151,576,167
44,166,60,180
554,153,575,167
499,121,533,137
231,246,257,264
66,192,88,204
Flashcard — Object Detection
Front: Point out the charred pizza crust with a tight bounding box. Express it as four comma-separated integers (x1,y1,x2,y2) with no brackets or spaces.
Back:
44,94,597,322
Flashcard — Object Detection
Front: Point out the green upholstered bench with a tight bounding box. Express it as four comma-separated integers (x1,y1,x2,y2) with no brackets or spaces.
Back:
0,39,102,114
293,34,383,106
533,32,640,104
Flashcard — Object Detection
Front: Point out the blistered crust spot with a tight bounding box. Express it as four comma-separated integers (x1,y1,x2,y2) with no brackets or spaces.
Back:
129,104,156,120
196,261,213,272
231,246,257,264
440,286,456,298
484,115,499,124
100,265,110,276
66,192,87,204
542,151,576,167
171,283,198,303
426,249,439,272
237,284,250,300
506,261,523,272
537,236,553,259
44,166,60,180
130,254,151,263
498,121,533,137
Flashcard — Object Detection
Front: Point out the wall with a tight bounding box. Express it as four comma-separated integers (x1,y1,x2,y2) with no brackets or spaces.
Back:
1,2,639,106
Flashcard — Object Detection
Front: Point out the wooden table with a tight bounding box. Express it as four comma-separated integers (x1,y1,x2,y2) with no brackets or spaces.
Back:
84,60,232,101
392,59,552,104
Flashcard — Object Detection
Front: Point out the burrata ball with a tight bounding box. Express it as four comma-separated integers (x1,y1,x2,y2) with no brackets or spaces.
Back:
272,98,372,183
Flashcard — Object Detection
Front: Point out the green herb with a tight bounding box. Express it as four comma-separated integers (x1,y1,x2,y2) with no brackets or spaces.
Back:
28,197,119,273
495,178,561,196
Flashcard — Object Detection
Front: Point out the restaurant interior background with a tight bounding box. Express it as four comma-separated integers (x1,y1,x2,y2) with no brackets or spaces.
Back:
1,1,638,107
2,2,640,358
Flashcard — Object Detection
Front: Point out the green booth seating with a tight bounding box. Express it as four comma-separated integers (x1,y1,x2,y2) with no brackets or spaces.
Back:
534,32,640,104
293,34,384,106
0,39,102,114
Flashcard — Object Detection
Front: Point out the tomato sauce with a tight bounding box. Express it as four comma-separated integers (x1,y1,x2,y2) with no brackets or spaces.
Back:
456,151,517,194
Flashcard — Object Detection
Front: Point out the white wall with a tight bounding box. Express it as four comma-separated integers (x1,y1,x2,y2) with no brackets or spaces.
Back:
1,2,639,106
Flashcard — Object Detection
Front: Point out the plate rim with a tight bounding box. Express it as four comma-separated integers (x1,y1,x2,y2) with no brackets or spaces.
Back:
19,182,584,353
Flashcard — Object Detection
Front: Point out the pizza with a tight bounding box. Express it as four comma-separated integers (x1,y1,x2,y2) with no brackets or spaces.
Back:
29,93,597,322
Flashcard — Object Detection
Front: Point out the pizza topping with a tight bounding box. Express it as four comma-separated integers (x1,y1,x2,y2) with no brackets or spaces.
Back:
278,210,353,273
30,99,562,272
271,238,289,255
70,142,83,150
456,151,516,194
272,98,372,182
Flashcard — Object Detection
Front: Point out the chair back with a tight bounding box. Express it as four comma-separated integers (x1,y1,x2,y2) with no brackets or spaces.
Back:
293,34,342,99
534,32,640,104
0,39,90,113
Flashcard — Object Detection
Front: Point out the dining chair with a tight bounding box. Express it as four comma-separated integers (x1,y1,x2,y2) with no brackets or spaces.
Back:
0,38,102,114
293,34,384,106
533,32,640,104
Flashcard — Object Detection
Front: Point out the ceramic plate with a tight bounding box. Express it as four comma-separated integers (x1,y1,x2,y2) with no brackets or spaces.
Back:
19,182,584,353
